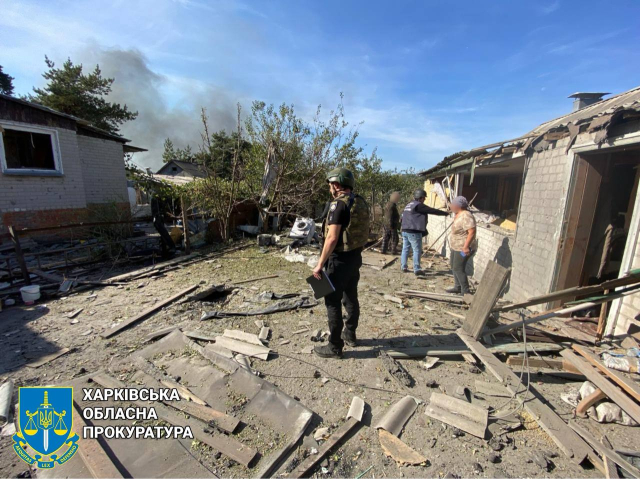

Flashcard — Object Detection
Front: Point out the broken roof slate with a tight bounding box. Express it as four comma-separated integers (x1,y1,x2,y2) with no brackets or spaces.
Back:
420,85,640,178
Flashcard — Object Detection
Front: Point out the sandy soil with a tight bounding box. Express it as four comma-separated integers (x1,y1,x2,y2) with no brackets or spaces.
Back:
0,242,635,478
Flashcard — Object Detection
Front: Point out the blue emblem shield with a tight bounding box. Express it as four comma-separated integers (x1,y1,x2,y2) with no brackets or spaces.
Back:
19,387,73,457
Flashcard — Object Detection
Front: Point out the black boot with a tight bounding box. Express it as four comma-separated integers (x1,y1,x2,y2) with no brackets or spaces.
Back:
445,286,461,294
314,344,342,359
341,330,357,347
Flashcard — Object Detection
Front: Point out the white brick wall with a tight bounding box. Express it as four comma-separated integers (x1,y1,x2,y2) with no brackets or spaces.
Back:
0,126,88,212
427,215,514,285
508,137,572,306
76,135,128,205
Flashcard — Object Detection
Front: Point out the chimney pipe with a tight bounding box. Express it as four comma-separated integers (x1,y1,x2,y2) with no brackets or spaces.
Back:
568,92,609,112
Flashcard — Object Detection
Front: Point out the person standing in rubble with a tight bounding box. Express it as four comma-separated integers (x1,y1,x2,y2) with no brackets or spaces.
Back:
312,168,370,359
446,196,477,295
381,191,401,255
400,189,449,275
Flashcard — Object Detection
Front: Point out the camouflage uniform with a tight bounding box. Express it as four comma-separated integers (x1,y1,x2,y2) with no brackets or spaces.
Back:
322,192,370,352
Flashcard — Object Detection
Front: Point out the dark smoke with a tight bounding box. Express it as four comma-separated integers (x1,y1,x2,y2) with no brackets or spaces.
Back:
78,46,238,170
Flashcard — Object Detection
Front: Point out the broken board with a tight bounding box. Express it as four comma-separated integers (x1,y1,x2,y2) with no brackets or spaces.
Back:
462,261,510,339
101,284,198,338
378,429,427,466
362,251,398,271
456,328,591,464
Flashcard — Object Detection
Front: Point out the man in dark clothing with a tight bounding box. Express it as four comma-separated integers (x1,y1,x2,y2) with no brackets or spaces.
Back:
312,168,370,359
400,188,449,275
381,191,400,255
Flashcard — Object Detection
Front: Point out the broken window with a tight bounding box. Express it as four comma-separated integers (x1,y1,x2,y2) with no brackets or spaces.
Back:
0,125,61,173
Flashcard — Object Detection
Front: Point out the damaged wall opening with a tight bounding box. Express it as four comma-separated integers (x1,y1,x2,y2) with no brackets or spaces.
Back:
0,125,60,172
554,146,640,298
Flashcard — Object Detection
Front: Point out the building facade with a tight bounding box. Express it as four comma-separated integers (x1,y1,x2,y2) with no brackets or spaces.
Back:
421,88,640,337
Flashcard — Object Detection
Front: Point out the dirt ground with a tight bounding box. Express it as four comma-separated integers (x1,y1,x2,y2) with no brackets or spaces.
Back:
0,241,636,478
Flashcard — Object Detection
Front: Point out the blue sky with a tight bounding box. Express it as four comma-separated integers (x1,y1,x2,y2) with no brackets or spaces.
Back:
2,0,639,171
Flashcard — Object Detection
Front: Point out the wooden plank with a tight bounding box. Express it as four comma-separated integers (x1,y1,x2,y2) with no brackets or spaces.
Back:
285,418,361,478
561,350,640,424
8,225,30,285
506,356,581,374
233,274,279,285
387,342,564,359
91,374,257,467
493,270,640,313
569,421,640,478
456,329,591,464
72,400,124,478
396,290,466,304
26,347,72,368
214,336,270,360
101,284,198,338
602,436,620,479
485,286,640,336
462,261,510,339
572,344,640,402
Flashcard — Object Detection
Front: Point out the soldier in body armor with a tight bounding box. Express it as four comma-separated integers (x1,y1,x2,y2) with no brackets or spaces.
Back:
312,168,370,359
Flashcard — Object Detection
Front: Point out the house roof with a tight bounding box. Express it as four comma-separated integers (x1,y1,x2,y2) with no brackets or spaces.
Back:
420,85,640,178
0,93,133,143
157,160,209,178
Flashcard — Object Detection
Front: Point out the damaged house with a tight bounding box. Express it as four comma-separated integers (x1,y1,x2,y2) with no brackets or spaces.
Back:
0,94,145,241
421,87,640,338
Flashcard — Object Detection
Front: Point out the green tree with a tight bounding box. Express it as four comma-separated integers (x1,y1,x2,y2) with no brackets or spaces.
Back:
30,56,137,133
162,138,198,164
0,65,14,95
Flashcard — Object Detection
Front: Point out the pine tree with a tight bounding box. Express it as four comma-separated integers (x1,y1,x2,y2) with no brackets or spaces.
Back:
0,65,15,96
30,56,137,134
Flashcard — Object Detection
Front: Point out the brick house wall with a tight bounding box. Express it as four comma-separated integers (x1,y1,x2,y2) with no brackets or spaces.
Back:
0,107,131,240
425,137,573,307
77,134,128,205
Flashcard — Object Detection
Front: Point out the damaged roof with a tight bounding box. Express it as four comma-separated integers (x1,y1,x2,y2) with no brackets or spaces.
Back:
420,85,640,178
0,93,138,145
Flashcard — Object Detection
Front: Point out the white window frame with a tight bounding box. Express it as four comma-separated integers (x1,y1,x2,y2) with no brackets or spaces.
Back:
0,122,64,176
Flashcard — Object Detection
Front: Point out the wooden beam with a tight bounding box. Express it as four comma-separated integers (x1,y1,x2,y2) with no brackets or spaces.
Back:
8,225,30,285
485,286,640,336
572,344,640,403
561,350,640,424
569,421,640,478
285,418,361,478
492,270,640,313
72,400,124,478
456,329,591,464
387,342,564,359
100,284,198,338
506,356,581,374
601,435,620,479
462,261,510,339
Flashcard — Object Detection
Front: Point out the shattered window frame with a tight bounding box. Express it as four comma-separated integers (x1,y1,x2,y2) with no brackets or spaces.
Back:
0,122,63,176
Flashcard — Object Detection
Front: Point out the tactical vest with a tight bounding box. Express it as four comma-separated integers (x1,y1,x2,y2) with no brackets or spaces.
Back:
401,200,427,232
323,193,370,252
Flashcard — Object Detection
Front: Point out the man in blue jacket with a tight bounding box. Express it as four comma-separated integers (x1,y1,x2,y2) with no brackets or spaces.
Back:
401,189,449,275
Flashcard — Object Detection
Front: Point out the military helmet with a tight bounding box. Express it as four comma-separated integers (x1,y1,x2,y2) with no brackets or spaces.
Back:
413,188,427,200
326,167,355,189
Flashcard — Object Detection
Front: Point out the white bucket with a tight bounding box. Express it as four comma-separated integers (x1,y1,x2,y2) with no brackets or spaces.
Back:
20,285,41,305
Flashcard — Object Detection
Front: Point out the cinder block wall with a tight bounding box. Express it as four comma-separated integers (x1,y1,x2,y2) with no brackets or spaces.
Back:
508,137,572,306
77,135,128,205
426,215,513,286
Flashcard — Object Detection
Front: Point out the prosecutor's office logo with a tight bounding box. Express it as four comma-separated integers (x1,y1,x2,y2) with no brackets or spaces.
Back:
13,387,79,469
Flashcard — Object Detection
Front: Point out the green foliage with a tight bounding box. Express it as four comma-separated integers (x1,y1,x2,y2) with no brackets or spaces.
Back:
0,65,15,96
30,56,137,133
162,138,197,164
